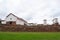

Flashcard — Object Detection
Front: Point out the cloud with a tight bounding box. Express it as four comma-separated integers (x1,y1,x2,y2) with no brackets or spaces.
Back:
0,0,60,24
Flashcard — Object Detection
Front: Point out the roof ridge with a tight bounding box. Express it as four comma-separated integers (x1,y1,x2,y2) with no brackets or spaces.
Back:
6,13,27,23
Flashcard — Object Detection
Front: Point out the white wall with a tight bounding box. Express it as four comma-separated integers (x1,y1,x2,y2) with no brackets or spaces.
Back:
5,14,25,25
2,14,25,25
5,15,17,22
1,21,6,24
16,20,24,25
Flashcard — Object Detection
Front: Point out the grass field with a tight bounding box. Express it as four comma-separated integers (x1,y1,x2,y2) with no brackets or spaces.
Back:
0,32,60,40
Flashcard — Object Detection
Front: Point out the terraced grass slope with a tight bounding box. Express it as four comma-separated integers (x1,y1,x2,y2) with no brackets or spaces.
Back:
0,32,60,40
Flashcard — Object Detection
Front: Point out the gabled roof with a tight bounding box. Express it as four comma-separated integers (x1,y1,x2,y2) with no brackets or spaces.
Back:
6,13,27,23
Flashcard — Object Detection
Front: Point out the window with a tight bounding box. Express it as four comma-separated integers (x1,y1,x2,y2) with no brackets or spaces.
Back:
10,18,12,20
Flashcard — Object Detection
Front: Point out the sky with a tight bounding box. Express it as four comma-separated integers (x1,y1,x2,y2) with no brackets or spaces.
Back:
0,0,60,24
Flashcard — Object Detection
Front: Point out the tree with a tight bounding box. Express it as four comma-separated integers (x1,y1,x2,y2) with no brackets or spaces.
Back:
0,19,1,24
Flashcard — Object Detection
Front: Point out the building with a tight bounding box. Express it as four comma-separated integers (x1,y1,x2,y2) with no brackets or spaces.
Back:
43,19,47,25
0,13,60,32
52,18,59,25
52,18,58,24
1,13,27,25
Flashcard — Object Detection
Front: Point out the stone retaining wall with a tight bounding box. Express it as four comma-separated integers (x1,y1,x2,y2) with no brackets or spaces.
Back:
0,24,60,32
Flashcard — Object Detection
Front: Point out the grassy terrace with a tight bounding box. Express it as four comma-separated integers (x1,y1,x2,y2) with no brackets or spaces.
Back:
0,32,60,40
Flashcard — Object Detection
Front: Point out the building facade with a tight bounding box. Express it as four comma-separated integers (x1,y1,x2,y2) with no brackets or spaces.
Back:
1,13,27,25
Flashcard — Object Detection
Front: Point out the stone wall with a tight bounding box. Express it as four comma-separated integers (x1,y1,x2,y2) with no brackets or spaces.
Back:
0,24,60,32
6,21,16,25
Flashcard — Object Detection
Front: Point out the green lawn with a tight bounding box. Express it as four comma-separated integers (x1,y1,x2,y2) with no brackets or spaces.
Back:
0,32,60,40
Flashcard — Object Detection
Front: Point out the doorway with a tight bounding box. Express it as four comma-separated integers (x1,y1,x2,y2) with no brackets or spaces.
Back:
10,22,12,24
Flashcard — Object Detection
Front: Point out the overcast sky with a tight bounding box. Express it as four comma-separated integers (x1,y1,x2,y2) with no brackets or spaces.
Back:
0,0,60,24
